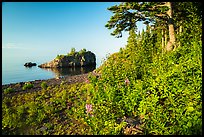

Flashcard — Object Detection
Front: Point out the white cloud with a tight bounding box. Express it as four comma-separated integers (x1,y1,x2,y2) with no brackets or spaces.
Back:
2,42,34,50
2,42,17,49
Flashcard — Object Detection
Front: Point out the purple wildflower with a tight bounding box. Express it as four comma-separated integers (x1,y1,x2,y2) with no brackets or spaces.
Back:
125,78,130,85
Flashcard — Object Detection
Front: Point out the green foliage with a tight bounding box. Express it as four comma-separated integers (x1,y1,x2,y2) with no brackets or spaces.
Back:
22,83,34,90
56,48,88,60
2,83,93,135
41,82,48,90
56,55,65,60
2,32,202,135
105,2,170,37
68,47,76,56
140,40,202,135
79,48,87,55
4,87,15,94
88,7,202,134
88,40,201,134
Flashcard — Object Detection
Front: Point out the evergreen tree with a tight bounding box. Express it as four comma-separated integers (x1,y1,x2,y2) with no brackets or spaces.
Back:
105,2,176,51
105,2,202,52
126,28,137,50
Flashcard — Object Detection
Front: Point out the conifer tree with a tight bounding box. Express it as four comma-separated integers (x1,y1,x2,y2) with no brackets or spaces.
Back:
105,2,188,52
126,28,137,50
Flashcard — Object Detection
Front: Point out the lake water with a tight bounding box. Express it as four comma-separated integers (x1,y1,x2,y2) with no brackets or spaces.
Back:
2,53,103,85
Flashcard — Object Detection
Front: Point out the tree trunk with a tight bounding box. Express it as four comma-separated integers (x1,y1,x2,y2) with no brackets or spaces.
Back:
166,2,176,51
165,30,167,46
178,25,182,47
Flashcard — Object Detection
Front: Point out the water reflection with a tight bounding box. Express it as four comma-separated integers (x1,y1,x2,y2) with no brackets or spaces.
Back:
39,65,96,78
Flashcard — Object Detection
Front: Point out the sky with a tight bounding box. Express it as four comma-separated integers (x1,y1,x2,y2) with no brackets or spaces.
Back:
2,2,146,63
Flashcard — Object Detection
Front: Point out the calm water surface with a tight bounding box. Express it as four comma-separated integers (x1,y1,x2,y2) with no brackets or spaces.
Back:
2,54,102,85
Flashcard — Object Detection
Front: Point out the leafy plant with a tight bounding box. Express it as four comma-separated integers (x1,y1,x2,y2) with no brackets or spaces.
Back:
79,48,87,55
4,87,15,94
68,47,76,56
22,83,34,90
56,55,64,60
41,82,48,90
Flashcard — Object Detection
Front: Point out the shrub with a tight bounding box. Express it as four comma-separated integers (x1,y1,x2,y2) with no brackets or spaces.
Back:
137,44,202,135
41,82,48,90
56,55,65,60
4,87,15,94
85,27,202,135
79,48,87,55
22,82,34,90
68,47,76,56
56,55,60,59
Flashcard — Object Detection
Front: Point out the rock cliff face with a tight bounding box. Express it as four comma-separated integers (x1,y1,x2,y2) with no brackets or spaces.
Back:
38,51,96,68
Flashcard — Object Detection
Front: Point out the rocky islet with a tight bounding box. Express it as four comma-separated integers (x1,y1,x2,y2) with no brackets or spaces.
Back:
38,50,96,68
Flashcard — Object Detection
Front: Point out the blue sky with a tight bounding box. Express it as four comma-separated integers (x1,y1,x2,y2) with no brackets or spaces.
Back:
2,2,146,62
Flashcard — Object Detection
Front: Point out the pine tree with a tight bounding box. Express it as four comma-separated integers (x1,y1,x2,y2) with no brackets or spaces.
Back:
106,2,199,52
126,28,137,50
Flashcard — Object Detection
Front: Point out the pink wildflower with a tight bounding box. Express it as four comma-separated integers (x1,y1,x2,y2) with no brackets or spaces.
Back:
85,79,89,83
85,104,93,114
125,78,130,85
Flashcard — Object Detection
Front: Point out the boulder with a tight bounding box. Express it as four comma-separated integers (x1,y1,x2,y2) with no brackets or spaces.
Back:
24,62,37,67
38,51,96,68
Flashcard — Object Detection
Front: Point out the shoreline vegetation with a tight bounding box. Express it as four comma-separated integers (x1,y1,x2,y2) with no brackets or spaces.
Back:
2,70,102,135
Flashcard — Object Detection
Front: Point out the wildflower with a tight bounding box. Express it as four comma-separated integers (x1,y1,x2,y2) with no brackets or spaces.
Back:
125,78,130,85
85,79,89,83
85,104,93,117
85,104,92,113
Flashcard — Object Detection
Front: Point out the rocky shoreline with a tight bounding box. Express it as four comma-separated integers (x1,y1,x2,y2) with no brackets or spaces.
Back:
2,71,99,98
